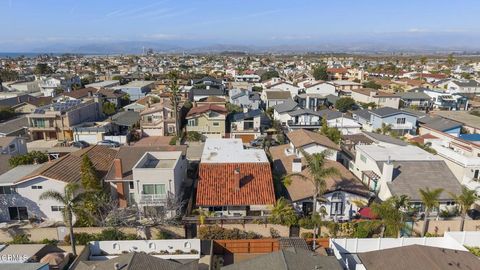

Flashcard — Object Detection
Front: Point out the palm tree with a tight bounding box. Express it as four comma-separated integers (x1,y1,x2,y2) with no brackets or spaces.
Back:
268,197,298,226
392,195,410,236
450,186,478,231
371,198,404,237
418,187,444,236
284,149,339,249
380,123,392,135
167,71,181,137
40,183,85,256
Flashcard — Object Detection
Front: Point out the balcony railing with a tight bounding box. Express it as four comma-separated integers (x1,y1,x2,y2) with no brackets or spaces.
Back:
287,120,321,127
391,123,414,130
139,194,168,205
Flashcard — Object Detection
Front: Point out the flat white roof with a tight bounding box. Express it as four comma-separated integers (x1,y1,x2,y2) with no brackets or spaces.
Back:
357,144,438,162
201,138,268,163
85,80,119,88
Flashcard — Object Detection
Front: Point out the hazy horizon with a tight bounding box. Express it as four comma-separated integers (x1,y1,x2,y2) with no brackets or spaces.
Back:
2,0,480,53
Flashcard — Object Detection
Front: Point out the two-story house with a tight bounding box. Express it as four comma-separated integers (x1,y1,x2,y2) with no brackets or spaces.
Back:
261,90,292,108
270,130,370,220
398,91,431,109
351,88,400,109
27,99,103,141
230,109,266,142
196,139,275,217
353,107,418,135
350,144,462,214
265,81,300,98
303,81,336,96
0,146,116,222
104,146,187,211
113,81,154,101
106,147,187,218
185,104,227,139
229,88,261,110
140,98,177,137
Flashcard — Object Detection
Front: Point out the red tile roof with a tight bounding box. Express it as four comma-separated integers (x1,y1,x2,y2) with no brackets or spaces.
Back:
196,163,276,206
187,104,228,117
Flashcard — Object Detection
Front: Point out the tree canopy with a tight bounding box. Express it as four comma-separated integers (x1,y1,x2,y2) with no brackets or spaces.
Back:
9,151,48,168
312,65,328,80
260,70,279,81
34,63,53,75
362,81,382,90
335,97,356,112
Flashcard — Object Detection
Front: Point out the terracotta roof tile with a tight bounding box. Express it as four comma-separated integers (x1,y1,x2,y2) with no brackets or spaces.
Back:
196,163,276,206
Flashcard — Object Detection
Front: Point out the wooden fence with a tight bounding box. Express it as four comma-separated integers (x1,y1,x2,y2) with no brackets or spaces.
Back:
213,239,280,254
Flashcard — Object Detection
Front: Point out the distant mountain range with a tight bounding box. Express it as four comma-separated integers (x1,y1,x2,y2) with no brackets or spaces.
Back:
7,32,480,55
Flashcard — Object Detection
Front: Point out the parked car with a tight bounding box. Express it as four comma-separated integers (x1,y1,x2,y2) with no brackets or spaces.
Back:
97,140,120,148
72,140,89,148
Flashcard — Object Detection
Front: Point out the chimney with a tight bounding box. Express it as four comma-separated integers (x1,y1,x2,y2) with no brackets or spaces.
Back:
206,85,210,90
114,158,123,179
17,96,21,103
88,90,93,97
292,158,302,172
381,156,394,182
234,168,241,191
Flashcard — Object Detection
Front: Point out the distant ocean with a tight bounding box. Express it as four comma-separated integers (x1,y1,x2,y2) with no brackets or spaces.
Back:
0,52,66,58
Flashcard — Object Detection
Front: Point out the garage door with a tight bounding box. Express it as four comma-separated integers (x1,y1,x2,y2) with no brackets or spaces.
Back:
236,134,255,143
143,128,163,137
76,134,99,144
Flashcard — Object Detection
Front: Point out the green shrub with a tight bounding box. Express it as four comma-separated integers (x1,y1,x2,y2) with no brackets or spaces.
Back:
186,131,202,142
155,230,172,240
301,232,314,238
169,136,178,145
64,232,96,245
198,226,262,240
40,238,59,245
10,234,30,244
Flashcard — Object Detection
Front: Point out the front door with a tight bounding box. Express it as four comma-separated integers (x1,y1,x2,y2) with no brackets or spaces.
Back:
303,202,313,216
9,207,28,220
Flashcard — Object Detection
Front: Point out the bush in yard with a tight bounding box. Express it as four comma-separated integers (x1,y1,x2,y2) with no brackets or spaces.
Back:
198,226,262,240
169,136,178,145
10,234,30,244
301,232,314,239
64,232,96,245
186,131,202,142
40,238,59,245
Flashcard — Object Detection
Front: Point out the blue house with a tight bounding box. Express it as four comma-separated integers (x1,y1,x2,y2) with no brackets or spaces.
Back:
113,81,154,101
353,107,418,135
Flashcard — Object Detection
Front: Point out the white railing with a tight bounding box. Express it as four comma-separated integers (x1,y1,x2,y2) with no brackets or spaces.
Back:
391,123,413,130
139,194,168,205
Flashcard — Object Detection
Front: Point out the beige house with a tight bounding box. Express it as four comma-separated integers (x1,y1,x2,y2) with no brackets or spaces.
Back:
351,88,400,109
140,98,178,136
185,104,228,139
27,99,103,141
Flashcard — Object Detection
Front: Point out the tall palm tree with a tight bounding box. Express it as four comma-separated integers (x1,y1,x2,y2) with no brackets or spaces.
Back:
392,195,411,237
418,187,444,237
268,197,298,226
167,71,181,137
371,198,404,237
40,183,85,256
284,149,339,249
450,186,478,231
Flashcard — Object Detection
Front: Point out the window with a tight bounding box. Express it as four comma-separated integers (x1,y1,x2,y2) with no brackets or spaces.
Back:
142,184,166,195
213,122,220,126
129,181,134,189
8,144,16,152
51,206,65,212
396,118,406,124
187,119,197,126
474,170,479,179
360,154,367,163
31,185,43,190
0,186,13,194
8,207,28,220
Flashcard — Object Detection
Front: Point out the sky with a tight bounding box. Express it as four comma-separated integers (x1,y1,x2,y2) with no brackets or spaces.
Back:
1,0,480,51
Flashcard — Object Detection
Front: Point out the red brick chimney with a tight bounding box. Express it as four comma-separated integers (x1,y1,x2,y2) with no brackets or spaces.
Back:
114,159,123,179
234,167,241,191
